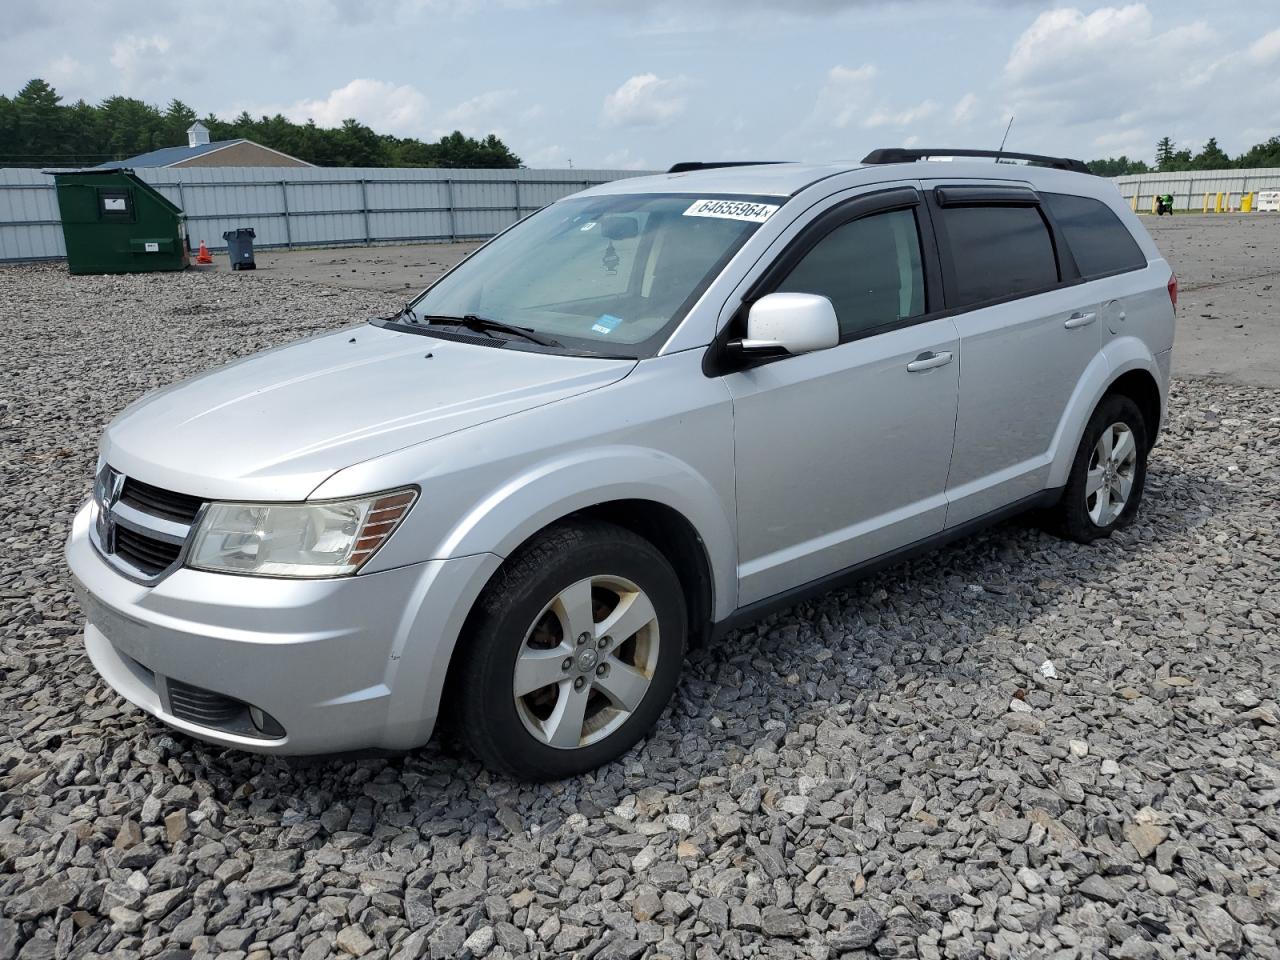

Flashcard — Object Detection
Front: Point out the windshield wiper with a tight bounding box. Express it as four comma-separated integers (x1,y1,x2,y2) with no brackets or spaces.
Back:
417,313,562,348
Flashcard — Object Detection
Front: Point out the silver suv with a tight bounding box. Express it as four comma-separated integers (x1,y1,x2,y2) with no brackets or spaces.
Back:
67,149,1176,779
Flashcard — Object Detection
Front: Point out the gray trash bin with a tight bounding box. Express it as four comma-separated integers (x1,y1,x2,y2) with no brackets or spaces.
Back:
222,227,256,270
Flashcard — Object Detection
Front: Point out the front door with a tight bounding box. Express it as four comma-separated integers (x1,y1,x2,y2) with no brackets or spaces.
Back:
724,192,960,607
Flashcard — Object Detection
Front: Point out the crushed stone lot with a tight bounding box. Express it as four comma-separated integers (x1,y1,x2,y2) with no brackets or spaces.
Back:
1,262,1279,960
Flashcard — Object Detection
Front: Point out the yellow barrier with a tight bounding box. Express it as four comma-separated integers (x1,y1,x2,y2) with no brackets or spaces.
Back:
1150,196,1158,214
1203,192,1211,213
1131,194,1139,212
1215,192,1225,213
1242,192,1254,212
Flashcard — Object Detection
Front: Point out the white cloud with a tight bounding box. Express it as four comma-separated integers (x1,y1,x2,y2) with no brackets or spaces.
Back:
45,55,87,94
283,79,430,136
1247,28,1280,66
951,93,978,125
864,99,939,129
1006,5,1149,83
602,147,650,170
525,143,568,167
812,64,878,129
443,89,515,127
602,74,687,127
109,34,172,90
1002,5,1215,127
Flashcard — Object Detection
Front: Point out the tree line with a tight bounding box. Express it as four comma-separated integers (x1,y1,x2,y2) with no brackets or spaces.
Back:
1087,135,1280,177
0,79,522,168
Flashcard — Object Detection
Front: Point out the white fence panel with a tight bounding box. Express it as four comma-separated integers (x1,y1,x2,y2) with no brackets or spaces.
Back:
0,166,653,262
1113,168,1280,211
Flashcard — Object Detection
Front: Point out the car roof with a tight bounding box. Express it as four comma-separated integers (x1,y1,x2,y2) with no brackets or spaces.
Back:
578,160,1109,200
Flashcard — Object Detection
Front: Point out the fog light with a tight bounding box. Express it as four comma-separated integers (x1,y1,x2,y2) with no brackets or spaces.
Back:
248,705,286,738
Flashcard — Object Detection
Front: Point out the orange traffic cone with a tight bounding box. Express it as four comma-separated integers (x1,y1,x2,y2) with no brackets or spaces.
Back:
195,240,213,265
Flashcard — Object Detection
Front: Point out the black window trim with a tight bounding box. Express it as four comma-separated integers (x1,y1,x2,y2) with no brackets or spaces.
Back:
922,184,1086,316
1040,190,1151,283
703,186,946,375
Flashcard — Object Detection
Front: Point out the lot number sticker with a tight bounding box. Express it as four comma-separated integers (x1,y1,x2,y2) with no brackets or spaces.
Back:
683,199,779,223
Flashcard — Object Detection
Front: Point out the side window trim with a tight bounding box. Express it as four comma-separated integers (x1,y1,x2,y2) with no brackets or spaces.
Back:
747,189,947,317
1041,191,1148,281
744,187,944,327
703,185,944,376
924,184,1081,315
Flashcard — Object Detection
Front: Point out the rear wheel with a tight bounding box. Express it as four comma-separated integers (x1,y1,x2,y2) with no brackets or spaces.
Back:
453,521,686,780
1046,394,1148,543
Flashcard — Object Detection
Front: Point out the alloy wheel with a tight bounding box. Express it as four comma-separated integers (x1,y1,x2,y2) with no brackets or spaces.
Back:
513,575,660,750
1086,421,1138,526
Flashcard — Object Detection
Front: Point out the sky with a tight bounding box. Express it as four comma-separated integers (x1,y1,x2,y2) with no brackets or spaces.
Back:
3,0,1279,170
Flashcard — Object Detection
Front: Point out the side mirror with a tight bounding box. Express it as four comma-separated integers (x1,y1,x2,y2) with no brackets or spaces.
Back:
736,292,840,356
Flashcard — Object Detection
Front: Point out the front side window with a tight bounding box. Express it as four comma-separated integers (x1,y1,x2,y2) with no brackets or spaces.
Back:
774,207,926,340
940,204,1059,307
405,193,780,357
1043,192,1147,278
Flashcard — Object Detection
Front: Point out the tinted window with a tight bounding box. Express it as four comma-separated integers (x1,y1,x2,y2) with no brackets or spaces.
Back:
775,208,925,340
940,205,1058,306
1044,192,1146,277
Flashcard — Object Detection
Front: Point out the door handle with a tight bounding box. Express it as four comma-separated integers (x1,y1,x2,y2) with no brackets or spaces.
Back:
906,350,953,373
1064,312,1097,329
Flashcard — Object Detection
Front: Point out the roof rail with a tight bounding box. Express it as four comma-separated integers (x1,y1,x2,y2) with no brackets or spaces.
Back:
667,161,786,174
861,148,1090,175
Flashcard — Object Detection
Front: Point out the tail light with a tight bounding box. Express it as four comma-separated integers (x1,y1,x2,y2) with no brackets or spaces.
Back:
1167,273,1178,312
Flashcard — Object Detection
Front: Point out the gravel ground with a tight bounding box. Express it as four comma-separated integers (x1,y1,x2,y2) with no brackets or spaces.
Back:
1,263,1279,960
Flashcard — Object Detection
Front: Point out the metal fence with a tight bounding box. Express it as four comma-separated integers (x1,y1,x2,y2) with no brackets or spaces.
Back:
0,166,654,262
7,163,1280,262
1113,168,1280,212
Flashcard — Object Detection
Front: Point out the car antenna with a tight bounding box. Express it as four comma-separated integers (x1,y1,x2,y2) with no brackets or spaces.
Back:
995,114,1014,164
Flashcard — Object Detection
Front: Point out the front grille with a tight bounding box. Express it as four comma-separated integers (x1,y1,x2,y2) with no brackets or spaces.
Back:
167,679,243,726
120,476,204,524
115,525,182,576
93,467,205,583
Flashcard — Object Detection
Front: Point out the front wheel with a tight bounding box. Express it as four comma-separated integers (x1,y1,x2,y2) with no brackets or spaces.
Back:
1045,394,1148,543
452,521,687,780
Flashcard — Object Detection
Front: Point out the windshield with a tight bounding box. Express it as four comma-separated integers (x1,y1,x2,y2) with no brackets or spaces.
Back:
404,193,782,357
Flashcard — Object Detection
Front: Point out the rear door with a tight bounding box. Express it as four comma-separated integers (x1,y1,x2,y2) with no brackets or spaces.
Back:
926,184,1099,526
1040,190,1155,351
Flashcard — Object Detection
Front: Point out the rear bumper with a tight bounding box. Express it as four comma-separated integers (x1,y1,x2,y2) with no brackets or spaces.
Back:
66,500,500,754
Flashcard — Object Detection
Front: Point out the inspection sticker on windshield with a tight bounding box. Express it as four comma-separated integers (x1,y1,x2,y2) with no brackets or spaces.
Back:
683,199,779,223
592,313,624,335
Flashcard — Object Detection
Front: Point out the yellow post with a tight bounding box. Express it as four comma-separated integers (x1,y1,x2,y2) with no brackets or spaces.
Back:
1242,192,1254,212
1215,192,1225,213
1203,192,1211,213
1131,194,1138,211
1150,196,1158,214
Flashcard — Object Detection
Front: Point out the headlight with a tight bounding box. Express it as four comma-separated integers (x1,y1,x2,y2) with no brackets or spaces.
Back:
187,489,417,578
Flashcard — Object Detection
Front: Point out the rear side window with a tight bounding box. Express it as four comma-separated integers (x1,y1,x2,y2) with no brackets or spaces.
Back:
774,207,926,340
939,205,1058,307
1043,192,1147,277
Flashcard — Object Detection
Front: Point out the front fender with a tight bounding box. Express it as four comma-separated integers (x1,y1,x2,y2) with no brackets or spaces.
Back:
1047,336,1163,489
439,445,737,620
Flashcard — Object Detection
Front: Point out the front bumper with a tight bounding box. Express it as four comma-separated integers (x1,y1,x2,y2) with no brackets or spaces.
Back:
66,500,500,754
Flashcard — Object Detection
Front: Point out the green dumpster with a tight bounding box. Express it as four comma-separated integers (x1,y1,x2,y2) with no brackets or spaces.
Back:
51,168,189,274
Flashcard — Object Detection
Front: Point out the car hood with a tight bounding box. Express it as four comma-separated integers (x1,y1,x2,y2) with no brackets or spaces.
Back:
102,325,635,501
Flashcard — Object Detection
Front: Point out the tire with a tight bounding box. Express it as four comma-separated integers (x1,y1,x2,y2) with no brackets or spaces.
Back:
1046,394,1148,543
452,520,687,780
